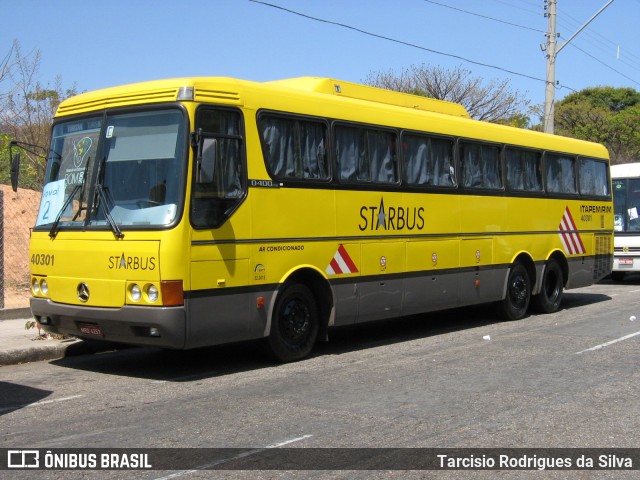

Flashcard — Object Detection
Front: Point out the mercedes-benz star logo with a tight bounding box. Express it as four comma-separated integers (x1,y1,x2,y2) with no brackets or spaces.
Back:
77,282,90,303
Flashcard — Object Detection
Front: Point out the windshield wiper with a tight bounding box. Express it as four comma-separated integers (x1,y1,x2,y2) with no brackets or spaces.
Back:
95,185,124,239
91,155,124,239
49,185,81,238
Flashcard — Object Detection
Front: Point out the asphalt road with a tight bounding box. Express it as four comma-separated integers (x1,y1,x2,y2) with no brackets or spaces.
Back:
2,277,640,479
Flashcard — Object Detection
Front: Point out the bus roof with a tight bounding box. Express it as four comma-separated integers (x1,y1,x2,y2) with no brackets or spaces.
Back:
56,76,470,118
265,77,471,118
611,162,640,178
54,76,609,159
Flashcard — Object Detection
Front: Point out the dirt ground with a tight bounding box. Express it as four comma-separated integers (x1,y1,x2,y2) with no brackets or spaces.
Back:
2,184,41,309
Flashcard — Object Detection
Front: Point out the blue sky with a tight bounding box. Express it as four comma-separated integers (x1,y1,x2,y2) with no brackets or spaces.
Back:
2,0,639,113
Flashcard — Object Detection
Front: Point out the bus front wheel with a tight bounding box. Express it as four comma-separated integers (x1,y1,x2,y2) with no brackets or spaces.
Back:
532,259,564,314
499,262,531,320
268,283,319,362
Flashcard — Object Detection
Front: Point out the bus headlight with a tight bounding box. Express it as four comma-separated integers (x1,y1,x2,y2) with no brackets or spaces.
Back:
40,279,49,295
32,278,40,295
130,284,142,302
147,284,159,303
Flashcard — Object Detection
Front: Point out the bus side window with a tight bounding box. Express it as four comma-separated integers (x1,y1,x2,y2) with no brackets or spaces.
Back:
579,158,610,197
335,124,398,184
402,134,455,187
506,147,542,192
460,142,502,190
545,153,576,194
191,108,245,229
259,114,329,181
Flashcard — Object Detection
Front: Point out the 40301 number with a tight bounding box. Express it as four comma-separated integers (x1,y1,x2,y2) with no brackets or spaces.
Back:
31,253,55,266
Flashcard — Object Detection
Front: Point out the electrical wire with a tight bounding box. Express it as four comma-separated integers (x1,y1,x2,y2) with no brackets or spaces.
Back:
250,0,549,86
250,0,640,92
422,0,544,33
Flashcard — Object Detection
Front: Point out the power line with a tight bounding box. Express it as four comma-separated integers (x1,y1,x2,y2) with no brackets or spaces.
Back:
558,5,640,74
563,38,640,88
249,0,548,86
432,0,640,81
251,0,638,94
488,0,541,17
422,0,544,33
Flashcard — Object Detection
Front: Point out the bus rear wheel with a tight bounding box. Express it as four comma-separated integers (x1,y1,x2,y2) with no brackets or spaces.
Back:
268,283,319,362
498,262,531,320
532,259,564,314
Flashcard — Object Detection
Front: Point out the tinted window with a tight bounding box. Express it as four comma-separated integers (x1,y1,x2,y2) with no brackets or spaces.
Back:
460,142,502,190
191,108,245,229
545,153,576,194
579,157,609,197
259,114,329,180
505,147,543,192
402,134,456,187
335,125,398,184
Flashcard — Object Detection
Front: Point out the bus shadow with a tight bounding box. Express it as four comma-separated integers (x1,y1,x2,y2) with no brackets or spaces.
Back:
600,272,640,285
558,291,611,310
50,291,611,382
0,381,54,417
317,289,611,357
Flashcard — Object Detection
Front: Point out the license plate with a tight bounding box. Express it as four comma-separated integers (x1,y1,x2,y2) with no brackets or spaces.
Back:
619,257,634,266
78,323,103,337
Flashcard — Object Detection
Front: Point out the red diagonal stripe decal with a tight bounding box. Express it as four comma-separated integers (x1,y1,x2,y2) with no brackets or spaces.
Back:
338,244,358,273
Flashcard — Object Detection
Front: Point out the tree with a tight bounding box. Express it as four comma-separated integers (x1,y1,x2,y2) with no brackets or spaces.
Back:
364,64,530,123
555,87,640,164
0,43,14,93
0,40,76,189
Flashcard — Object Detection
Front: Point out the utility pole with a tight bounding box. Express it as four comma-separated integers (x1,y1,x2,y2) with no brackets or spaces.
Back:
543,0,615,134
543,0,557,134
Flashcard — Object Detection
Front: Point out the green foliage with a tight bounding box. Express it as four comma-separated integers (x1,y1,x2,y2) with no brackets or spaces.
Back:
555,87,640,164
494,112,530,129
560,86,640,113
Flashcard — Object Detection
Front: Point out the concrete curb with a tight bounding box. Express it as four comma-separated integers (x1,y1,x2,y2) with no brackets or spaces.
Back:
0,334,118,367
0,341,75,366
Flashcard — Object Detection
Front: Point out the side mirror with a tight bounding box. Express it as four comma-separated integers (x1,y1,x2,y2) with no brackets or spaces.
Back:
9,142,20,192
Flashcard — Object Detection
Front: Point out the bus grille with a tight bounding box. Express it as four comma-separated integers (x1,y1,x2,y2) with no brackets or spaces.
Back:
594,235,613,280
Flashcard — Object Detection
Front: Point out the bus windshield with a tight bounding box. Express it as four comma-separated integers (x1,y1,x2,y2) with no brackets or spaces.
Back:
613,177,640,232
37,109,186,231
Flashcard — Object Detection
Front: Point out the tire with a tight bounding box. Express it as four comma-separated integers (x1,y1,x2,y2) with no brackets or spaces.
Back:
532,259,564,314
268,283,319,362
498,262,531,320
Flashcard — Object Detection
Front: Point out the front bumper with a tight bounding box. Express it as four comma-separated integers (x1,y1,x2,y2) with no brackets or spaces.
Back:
30,298,186,349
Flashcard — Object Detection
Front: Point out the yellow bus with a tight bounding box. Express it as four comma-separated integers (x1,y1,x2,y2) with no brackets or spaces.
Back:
14,76,613,361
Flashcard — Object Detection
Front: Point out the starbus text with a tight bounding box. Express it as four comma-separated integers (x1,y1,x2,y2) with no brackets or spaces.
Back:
359,205,425,231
